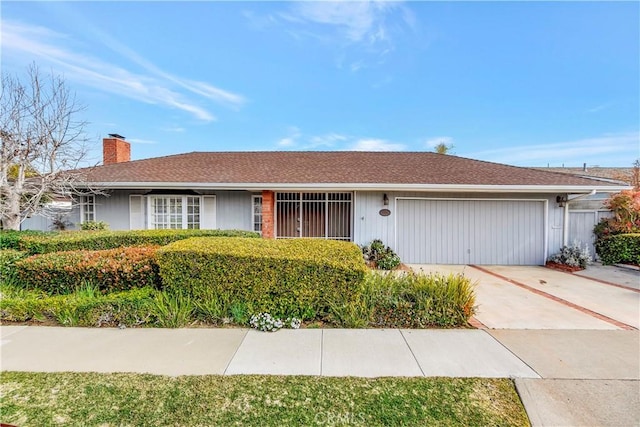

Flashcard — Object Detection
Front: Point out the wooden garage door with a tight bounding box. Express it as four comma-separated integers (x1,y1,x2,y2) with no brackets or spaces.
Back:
396,199,546,265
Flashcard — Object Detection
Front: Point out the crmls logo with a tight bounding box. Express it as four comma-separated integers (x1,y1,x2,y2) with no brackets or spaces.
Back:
314,411,366,425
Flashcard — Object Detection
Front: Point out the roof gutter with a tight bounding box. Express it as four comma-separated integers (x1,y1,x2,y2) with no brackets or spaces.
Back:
79,182,631,193
567,189,598,203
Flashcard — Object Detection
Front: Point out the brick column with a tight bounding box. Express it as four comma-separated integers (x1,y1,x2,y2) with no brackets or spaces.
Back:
261,190,275,239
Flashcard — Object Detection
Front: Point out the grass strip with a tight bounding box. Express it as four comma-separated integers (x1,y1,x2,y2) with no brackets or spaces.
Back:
0,372,529,426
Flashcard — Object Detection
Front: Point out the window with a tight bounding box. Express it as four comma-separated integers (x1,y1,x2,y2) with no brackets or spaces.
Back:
148,196,200,229
253,195,263,234
80,195,95,223
186,196,200,229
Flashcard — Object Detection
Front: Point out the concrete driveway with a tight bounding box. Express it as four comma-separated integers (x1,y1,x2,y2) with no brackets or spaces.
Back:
408,264,639,330
408,263,639,425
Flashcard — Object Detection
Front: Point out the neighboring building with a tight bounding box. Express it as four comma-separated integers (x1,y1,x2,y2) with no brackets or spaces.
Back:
532,165,635,256
21,136,630,265
533,165,634,185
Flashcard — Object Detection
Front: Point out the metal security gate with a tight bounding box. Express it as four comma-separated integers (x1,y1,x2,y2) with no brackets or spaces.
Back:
396,198,546,265
275,192,352,240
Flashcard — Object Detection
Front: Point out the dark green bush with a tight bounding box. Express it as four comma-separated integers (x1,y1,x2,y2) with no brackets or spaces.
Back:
595,233,640,265
0,249,29,282
16,246,160,294
15,229,260,254
157,237,368,319
327,272,477,328
0,230,50,250
362,239,401,270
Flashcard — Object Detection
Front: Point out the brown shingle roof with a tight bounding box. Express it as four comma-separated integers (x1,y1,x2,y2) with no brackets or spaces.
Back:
81,151,626,188
531,167,634,184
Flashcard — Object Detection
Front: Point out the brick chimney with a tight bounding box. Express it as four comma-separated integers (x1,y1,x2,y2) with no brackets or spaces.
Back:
103,134,131,165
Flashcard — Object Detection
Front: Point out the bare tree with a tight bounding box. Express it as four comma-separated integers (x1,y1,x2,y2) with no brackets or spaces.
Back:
1,64,96,230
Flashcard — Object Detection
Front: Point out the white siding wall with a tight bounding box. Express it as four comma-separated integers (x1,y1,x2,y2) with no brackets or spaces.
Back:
19,190,256,231
98,191,137,230
20,205,81,231
215,191,253,230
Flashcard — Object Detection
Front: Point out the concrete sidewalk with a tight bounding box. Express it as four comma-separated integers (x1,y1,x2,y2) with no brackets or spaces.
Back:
0,326,539,378
1,326,638,426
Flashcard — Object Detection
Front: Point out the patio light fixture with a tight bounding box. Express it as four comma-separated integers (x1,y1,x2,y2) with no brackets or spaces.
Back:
556,195,568,207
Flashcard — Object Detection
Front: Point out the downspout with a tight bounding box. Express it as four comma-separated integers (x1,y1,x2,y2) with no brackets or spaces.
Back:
562,189,597,246
563,202,570,247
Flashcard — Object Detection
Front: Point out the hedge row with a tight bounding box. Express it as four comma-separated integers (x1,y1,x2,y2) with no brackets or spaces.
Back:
16,246,160,294
1,272,477,328
157,237,368,319
595,233,640,265
2,229,259,254
0,231,48,251
0,249,29,281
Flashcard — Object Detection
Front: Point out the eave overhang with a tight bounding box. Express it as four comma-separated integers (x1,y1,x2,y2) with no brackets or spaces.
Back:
78,181,632,193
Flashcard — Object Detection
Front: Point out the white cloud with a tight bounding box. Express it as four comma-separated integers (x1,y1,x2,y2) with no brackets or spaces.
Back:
277,126,302,147
288,1,398,44
259,1,414,69
349,138,406,151
586,102,613,113
277,137,297,147
275,128,406,152
308,133,348,148
424,136,454,149
128,138,157,145
1,19,245,121
465,132,640,166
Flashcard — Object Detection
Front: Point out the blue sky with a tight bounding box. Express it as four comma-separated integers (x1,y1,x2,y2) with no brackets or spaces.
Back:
2,1,639,167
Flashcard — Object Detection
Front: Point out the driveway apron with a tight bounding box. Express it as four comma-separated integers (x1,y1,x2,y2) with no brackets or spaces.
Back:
480,265,639,329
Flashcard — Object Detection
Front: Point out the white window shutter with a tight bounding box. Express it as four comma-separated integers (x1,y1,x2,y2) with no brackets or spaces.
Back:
129,195,145,230
201,196,217,229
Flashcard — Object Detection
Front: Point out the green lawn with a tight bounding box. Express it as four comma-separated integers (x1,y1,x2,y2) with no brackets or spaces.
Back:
0,372,530,426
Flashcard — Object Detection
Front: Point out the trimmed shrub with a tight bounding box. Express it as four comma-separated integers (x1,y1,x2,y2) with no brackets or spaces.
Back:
0,250,29,282
157,237,368,319
595,233,640,265
327,272,477,328
15,229,260,254
15,246,160,294
0,230,50,250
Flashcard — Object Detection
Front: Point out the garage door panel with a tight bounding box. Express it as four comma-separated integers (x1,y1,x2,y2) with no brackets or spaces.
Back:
397,199,545,265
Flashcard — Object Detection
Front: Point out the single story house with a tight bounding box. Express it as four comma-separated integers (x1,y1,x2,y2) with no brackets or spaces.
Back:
22,135,630,265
